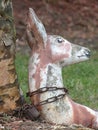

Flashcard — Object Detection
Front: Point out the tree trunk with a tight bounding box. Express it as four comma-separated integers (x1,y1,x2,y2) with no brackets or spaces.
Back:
0,0,21,112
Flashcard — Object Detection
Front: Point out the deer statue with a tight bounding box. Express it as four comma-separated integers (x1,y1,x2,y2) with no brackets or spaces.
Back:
26,8,98,129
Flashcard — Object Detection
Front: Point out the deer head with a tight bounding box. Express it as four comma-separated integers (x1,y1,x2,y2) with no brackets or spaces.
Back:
26,8,90,67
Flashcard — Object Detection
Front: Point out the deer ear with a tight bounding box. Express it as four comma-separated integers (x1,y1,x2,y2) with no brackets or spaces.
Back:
27,8,47,48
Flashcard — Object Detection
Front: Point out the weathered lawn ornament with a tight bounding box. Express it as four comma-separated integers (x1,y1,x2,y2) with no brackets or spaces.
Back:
26,8,98,129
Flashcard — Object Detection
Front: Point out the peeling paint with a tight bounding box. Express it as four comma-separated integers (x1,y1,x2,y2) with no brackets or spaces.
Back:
27,8,98,129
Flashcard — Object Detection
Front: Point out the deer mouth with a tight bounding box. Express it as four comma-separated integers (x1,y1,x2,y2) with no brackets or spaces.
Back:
77,49,91,58
84,49,91,58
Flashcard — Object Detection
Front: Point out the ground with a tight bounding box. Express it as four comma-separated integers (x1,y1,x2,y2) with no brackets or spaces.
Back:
1,0,98,130
0,113,94,130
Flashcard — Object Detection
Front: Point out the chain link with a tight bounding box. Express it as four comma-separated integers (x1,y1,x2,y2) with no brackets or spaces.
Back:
27,87,68,97
27,87,68,106
35,94,66,106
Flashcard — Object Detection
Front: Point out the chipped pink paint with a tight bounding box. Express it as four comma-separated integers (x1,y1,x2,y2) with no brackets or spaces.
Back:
27,8,98,129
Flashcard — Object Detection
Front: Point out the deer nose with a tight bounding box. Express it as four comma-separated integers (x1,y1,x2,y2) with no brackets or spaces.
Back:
84,49,91,58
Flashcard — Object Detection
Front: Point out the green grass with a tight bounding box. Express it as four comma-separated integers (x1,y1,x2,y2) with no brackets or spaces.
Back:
15,53,29,102
63,51,98,109
15,51,98,109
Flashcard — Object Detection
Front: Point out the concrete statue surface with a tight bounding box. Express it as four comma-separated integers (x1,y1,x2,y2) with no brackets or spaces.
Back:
26,8,98,129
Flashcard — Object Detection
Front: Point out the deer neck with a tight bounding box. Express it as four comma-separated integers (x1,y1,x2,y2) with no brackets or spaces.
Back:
29,52,64,93
44,63,63,88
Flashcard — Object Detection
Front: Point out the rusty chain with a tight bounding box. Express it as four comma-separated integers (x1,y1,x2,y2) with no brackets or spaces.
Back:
35,93,66,106
27,86,68,97
27,87,68,106
13,87,68,120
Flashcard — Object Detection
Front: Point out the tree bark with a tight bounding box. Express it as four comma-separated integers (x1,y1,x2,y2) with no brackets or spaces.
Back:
0,0,21,112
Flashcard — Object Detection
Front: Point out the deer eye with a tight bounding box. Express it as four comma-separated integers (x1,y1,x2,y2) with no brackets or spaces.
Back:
57,37,63,43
